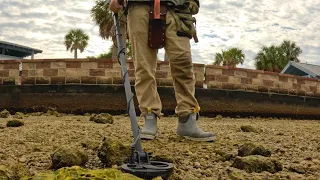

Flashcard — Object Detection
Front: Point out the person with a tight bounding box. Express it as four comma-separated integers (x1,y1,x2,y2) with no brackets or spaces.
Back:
109,0,215,142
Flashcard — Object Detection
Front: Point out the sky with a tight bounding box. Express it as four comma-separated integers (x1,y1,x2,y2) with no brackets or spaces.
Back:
0,0,319,69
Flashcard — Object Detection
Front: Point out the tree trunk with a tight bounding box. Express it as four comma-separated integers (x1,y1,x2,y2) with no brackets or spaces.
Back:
112,24,127,60
74,48,78,60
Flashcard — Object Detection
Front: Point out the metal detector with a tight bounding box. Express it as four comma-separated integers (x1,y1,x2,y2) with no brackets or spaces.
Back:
109,0,174,179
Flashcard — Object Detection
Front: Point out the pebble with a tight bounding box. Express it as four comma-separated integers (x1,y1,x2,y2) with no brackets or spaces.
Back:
186,151,193,156
19,157,27,163
193,162,201,168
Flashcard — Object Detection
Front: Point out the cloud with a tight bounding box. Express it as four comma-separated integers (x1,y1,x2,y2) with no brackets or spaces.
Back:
0,0,319,68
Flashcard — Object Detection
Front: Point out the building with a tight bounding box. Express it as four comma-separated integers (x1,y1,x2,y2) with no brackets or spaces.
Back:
0,41,42,60
281,61,320,79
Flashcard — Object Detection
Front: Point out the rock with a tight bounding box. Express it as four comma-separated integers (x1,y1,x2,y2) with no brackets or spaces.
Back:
153,177,163,180
43,109,53,116
289,164,306,174
19,157,27,163
0,163,28,180
222,153,235,161
98,137,130,167
238,142,271,157
42,108,60,117
306,175,318,180
53,111,61,117
0,166,10,180
193,162,201,168
22,166,141,180
0,110,10,118
28,112,43,116
232,155,282,173
214,150,235,162
275,148,286,154
0,125,5,129
305,157,312,161
276,132,284,136
50,146,88,169
32,147,42,152
6,120,24,127
226,168,246,180
168,173,183,180
90,113,114,124
16,112,24,116
288,174,305,179
13,112,24,119
44,109,61,117
217,154,235,162
214,150,225,156
81,140,100,150
240,125,262,133
13,115,23,119
151,154,174,163
186,151,193,156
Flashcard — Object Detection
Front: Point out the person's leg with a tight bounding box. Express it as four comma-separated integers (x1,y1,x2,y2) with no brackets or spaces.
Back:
164,10,215,142
127,4,161,139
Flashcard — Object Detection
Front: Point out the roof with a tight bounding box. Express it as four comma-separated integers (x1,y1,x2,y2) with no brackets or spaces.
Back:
281,61,320,78
0,41,42,58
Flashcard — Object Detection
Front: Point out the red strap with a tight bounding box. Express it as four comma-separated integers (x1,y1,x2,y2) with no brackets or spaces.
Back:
154,0,160,19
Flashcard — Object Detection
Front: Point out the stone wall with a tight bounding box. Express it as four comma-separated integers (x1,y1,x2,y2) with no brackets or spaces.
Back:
1,58,319,98
19,59,205,87
205,65,320,97
0,60,20,85
21,59,117,85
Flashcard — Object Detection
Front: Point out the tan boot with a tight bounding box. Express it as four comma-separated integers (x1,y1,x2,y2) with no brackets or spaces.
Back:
141,113,157,140
177,113,215,142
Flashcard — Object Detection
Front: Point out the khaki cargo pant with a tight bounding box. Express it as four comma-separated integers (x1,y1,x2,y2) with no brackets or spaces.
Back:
127,3,199,117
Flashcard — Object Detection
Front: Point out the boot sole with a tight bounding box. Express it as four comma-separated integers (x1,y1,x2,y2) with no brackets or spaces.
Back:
140,134,156,140
183,136,215,142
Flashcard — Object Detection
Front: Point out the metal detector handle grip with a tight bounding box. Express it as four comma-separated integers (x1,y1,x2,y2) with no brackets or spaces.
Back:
118,0,129,15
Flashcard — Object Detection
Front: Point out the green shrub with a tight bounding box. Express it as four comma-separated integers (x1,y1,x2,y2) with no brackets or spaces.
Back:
6,120,24,127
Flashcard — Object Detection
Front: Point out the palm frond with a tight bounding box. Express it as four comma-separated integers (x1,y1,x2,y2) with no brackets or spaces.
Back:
91,0,114,39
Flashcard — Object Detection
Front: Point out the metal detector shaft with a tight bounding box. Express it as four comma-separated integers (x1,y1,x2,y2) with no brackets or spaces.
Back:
113,13,143,153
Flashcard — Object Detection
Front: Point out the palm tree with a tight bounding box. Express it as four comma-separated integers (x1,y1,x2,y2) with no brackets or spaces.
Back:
255,40,302,72
280,40,302,62
91,0,114,40
91,0,127,59
255,45,286,72
213,48,245,67
64,29,89,59
214,50,227,66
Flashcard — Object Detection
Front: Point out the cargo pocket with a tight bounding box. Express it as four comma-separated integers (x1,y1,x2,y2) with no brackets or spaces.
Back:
171,6,196,39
